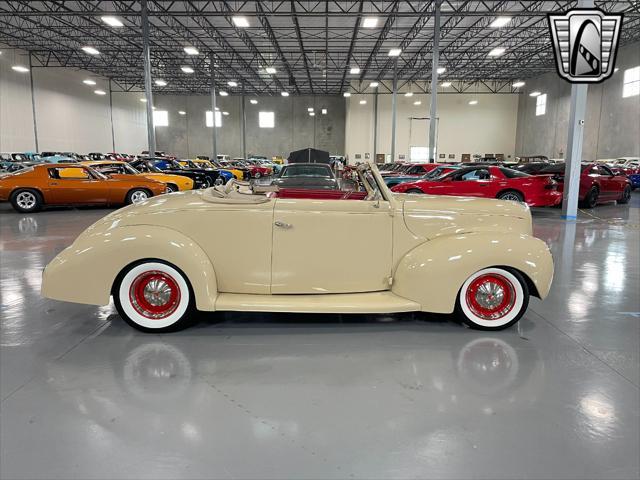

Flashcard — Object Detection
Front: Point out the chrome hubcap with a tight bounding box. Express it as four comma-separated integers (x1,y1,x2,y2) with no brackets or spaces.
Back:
143,279,173,307
131,191,148,203
502,193,520,201
475,281,505,310
16,192,36,209
214,177,224,186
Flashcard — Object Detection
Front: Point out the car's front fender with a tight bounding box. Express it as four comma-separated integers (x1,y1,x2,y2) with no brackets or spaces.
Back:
392,232,554,314
42,225,218,310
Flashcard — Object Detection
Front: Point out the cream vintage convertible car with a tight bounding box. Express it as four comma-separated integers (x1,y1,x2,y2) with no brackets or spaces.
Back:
42,164,553,332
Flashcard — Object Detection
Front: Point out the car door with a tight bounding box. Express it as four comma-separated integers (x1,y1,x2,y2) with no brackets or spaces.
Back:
427,168,493,197
271,198,393,294
47,166,110,204
598,165,622,199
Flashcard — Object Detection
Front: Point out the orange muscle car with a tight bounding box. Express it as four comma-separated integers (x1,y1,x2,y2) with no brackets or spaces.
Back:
0,163,167,213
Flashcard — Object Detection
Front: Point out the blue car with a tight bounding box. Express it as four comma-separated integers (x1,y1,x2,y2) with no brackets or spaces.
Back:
629,173,640,190
42,155,78,164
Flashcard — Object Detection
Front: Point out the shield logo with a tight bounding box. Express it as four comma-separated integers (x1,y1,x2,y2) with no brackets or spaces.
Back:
548,9,623,83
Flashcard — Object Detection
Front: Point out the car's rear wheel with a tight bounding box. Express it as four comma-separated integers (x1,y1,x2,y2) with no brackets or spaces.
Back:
580,186,598,208
126,188,150,204
114,261,195,332
406,188,423,194
455,267,529,330
497,190,524,202
10,189,43,213
200,177,212,189
618,185,632,204
255,172,262,179
214,176,224,186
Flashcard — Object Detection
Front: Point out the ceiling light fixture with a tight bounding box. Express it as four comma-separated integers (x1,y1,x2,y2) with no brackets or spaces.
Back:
488,47,506,57
183,46,199,55
250,99,258,104
82,46,100,55
281,91,289,97
12,66,30,73
232,16,250,27
309,112,316,116
413,101,422,105
101,16,124,27
140,98,147,102
388,48,402,57
437,67,446,74
181,66,194,74
529,91,541,97
178,111,186,115
154,79,167,86
440,81,452,87
490,16,512,28
219,91,229,96
83,79,96,85
362,17,379,28
369,81,379,88
512,81,525,88
94,90,106,95
321,108,327,114
222,111,229,116
468,100,478,105
359,99,367,105
266,67,277,74
404,92,414,97
350,67,361,74
227,81,238,87
343,92,351,97
307,107,314,112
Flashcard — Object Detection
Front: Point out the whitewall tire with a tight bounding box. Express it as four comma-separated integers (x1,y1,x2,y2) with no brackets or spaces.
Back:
455,267,529,330
114,261,194,332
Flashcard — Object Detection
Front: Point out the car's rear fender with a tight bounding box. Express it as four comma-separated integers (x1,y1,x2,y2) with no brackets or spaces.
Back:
42,225,218,310
392,232,554,313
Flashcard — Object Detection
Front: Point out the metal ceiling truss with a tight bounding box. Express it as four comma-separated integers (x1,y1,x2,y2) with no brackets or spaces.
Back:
0,1,638,95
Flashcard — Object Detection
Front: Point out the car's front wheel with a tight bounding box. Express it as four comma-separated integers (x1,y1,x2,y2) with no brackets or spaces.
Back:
618,185,632,204
10,189,43,213
455,267,529,330
126,188,150,204
114,261,195,332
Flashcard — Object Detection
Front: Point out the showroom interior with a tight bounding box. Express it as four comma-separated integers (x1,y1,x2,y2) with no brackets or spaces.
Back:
0,1,639,479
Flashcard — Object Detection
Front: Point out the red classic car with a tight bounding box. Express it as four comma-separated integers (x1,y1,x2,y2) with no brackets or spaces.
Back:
391,165,562,207
532,163,632,208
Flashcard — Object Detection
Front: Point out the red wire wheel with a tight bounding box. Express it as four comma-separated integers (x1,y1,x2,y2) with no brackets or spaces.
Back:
464,273,516,321
129,270,181,320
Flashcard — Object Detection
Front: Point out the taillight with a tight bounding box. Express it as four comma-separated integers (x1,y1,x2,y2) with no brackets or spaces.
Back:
544,178,558,190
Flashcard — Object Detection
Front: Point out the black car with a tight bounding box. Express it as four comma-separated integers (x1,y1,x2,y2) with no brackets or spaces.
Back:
154,158,227,187
130,158,208,189
511,162,553,174
271,163,339,190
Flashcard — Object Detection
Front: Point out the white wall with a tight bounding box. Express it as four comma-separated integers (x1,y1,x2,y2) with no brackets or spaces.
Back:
515,41,640,160
345,91,519,163
0,46,147,154
0,50,36,151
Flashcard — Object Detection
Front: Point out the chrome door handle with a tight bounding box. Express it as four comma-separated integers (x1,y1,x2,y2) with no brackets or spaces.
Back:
274,221,292,229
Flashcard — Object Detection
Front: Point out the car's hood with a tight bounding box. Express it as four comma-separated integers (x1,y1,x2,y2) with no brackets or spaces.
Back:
396,193,533,239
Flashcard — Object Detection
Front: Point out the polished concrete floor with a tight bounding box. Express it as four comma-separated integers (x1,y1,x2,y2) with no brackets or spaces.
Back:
1,195,639,480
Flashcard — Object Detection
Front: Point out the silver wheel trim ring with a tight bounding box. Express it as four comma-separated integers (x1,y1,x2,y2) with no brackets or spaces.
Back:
17,192,36,209
131,191,148,203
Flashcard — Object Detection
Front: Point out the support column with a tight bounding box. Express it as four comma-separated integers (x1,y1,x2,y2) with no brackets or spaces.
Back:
108,78,116,152
561,0,593,220
390,59,398,163
428,0,441,162
141,0,156,156
373,90,378,162
210,56,218,161
241,87,247,159
28,53,39,152
561,84,588,219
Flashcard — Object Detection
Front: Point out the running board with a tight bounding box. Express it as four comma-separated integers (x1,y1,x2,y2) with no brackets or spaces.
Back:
214,291,421,314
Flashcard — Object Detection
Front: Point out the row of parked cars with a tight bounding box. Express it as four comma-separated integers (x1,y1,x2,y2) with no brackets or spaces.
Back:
373,158,636,209
0,150,282,213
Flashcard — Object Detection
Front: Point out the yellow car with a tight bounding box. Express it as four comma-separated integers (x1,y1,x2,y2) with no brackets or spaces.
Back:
79,161,194,191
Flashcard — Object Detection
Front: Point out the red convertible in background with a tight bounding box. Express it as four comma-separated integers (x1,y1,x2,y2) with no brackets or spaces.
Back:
391,165,562,207
531,163,632,208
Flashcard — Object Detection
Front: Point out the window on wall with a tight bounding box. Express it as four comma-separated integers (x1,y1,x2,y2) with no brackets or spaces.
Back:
535,94,547,116
153,110,169,127
259,111,275,128
623,66,640,98
205,110,222,127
